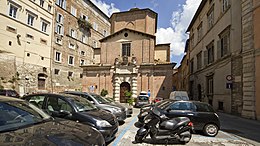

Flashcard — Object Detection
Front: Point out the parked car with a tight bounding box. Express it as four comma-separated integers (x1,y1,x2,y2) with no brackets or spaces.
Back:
134,94,149,108
22,93,118,143
105,97,133,117
0,96,105,146
62,91,127,122
169,91,189,100
159,100,219,136
138,99,220,137
154,97,163,103
0,89,19,98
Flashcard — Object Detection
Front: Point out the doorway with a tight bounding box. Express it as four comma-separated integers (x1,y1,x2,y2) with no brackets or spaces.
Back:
38,73,47,90
120,82,131,103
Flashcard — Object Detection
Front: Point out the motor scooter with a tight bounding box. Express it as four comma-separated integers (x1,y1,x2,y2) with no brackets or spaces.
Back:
135,106,193,144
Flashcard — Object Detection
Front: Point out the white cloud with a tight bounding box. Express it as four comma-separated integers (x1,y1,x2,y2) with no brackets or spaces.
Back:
156,0,201,56
149,0,159,8
90,0,120,16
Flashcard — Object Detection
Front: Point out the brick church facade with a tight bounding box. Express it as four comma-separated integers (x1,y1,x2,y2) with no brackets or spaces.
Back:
82,8,175,102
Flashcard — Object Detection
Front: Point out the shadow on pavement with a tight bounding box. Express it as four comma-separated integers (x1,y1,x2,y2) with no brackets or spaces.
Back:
132,138,185,145
119,121,125,125
219,112,260,143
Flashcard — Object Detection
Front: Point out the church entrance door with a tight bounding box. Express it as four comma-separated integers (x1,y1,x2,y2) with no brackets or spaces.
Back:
120,82,131,103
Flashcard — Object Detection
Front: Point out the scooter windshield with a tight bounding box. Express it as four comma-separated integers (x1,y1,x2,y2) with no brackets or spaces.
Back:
152,106,162,117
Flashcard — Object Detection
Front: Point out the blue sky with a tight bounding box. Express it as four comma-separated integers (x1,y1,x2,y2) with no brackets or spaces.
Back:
90,0,201,67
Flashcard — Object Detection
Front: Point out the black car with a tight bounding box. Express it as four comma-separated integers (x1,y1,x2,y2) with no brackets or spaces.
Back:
0,89,19,98
138,100,220,137
22,93,118,142
62,91,127,122
0,96,105,146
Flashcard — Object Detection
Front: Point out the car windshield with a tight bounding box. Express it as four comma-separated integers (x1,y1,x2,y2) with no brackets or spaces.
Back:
138,96,149,101
69,97,97,112
105,98,115,103
157,100,174,109
90,94,109,104
0,101,51,132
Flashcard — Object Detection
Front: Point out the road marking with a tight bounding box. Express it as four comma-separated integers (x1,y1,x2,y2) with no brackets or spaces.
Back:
112,116,137,146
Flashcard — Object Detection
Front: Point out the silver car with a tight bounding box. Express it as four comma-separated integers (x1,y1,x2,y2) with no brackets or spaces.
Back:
105,97,133,117
62,91,127,122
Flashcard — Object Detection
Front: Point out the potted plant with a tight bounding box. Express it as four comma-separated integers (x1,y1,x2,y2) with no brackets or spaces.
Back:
77,17,92,32
100,89,108,97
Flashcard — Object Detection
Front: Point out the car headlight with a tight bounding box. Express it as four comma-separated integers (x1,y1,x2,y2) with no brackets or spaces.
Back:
111,107,121,113
141,112,148,116
96,120,112,127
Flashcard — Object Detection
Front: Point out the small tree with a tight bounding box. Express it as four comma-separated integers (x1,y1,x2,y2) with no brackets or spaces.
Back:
100,89,108,97
125,90,134,106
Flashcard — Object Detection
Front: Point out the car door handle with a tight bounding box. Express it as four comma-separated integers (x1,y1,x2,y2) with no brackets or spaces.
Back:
187,113,194,116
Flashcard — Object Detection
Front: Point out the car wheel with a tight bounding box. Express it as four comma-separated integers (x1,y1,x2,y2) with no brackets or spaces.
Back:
203,123,218,137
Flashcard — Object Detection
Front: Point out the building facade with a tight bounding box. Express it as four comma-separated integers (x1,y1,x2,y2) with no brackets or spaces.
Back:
51,0,110,92
241,0,260,120
186,0,243,114
0,0,54,95
82,8,175,102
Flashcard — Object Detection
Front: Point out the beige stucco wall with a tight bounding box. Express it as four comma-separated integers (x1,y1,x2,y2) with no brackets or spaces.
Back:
100,30,155,65
0,0,53,67
0,0,53,94
188,0,242,112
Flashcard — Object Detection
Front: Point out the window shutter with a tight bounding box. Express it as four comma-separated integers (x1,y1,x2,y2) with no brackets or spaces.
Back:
63,0,66,9
217,40,221,59
61,15,64,24
61,26,64,35
204,50,208,66
227,34,230,54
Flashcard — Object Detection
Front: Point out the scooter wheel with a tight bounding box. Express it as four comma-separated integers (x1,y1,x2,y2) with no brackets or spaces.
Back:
179,134,191,144
135,135,143,143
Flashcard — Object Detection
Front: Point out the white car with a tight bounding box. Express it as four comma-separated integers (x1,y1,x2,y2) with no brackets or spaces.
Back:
169,91,189,100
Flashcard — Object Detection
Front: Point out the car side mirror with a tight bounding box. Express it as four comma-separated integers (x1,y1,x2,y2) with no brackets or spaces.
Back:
90,101,95,104
59,110,72,117
166,108,171,113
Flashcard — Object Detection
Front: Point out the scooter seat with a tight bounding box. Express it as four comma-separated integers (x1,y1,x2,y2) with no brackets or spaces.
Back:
160,117,190,130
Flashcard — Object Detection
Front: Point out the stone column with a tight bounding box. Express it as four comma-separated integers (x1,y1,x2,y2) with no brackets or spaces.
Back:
131,76,138,99
113,76,120,102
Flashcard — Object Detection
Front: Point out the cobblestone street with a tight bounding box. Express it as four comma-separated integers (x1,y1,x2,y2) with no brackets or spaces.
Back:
109,108,259,146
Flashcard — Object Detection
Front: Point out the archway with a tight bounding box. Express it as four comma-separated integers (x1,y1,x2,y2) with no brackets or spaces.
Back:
120,82,131,103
